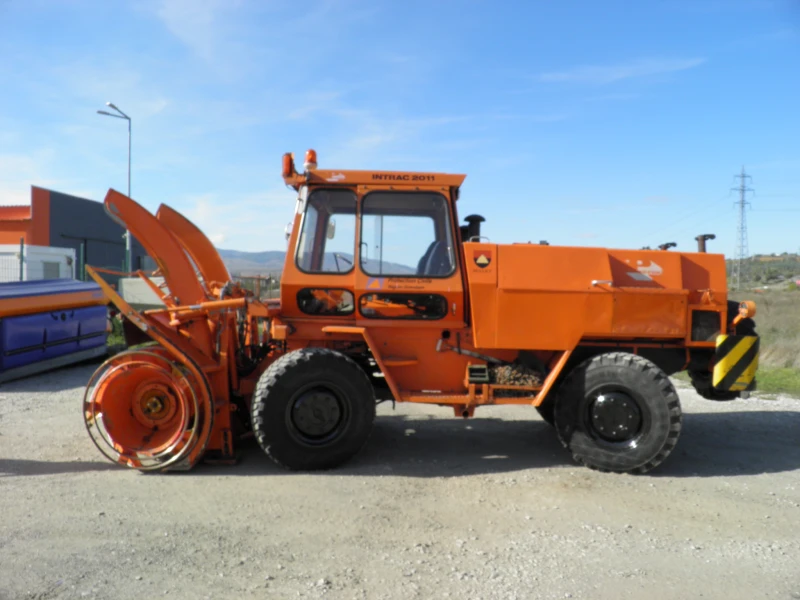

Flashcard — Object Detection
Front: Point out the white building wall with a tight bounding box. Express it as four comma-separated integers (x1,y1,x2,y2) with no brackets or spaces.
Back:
0,244,76,282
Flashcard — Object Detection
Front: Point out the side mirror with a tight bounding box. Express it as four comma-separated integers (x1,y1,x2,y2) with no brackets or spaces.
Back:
326,219,336,240
282,152,296,179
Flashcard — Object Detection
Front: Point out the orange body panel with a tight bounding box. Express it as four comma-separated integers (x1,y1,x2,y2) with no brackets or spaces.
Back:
0,290,106,317
277,159,732,403
465,243,726,350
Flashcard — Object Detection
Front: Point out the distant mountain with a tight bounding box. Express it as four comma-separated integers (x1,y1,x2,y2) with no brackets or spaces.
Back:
217,248,415,276
218,249,286,275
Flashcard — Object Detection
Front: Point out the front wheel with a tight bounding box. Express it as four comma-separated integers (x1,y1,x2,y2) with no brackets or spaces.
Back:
554,352,681,474
251,348,376,470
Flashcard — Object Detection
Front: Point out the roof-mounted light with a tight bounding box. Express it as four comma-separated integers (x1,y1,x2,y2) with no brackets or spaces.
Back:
304,148,318,171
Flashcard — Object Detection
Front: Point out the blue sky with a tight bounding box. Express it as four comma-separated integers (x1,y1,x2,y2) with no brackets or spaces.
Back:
0,0,798,256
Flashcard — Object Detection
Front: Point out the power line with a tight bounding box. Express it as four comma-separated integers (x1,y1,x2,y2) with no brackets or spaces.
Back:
731,166,753,290
637,192,732,247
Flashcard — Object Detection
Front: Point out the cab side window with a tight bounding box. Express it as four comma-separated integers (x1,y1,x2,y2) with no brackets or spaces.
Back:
296,189,357,274
360,192,455,277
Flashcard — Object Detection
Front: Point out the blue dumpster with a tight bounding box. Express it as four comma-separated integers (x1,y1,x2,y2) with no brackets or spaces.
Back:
0,280,108,383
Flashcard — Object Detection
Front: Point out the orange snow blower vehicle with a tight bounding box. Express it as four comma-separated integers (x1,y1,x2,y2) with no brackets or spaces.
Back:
84,149,759,474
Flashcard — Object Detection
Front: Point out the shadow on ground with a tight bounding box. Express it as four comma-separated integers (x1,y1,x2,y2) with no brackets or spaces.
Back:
191,415,568,478
0,362,99,393
191,408,800,479
4,360,800,480
0,458,119,477
656,410,800,478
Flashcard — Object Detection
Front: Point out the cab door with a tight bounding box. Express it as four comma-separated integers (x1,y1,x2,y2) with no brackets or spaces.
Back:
354,187,468,393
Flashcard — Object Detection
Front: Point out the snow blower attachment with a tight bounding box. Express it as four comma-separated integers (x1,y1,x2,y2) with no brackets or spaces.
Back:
83,190,272,470
85,150,760,474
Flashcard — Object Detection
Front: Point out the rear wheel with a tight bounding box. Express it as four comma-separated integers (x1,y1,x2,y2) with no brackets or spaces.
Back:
688,370,739,401
535,397,555,426
554,352,681,474
251,348,375,470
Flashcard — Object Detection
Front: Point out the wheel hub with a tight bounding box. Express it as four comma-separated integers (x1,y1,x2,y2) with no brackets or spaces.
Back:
132,381,177,427
590,392,642,442
291,389,342,438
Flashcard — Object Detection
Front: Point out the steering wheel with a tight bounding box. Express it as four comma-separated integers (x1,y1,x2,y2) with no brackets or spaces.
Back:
333,253,353,272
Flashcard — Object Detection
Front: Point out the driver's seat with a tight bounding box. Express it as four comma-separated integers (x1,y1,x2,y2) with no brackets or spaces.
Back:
416,241,451,276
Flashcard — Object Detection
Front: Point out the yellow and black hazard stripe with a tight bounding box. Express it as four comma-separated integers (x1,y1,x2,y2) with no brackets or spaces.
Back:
713,334,759,392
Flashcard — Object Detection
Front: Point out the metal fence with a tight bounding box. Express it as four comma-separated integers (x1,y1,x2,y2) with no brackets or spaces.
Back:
232,274,280,300
0,240,76,282
0,248,22,282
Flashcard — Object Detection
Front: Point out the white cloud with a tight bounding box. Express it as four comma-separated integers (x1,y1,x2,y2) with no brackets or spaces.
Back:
490,113,569,123
0,154,38,205
0,150,77,205
154,0,237,63
323,110,479,166
540,57,706,84
176,186,294,251
287,91,345,120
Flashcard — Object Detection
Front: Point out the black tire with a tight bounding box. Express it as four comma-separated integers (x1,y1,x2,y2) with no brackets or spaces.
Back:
251,348,376,470
688,370,739,401
535,397,555,426
554,352,681,474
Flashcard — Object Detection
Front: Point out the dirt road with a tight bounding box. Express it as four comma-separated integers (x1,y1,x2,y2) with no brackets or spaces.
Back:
1,364,799,600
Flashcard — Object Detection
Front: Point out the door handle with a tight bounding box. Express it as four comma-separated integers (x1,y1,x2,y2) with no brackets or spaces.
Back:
591,279,614,287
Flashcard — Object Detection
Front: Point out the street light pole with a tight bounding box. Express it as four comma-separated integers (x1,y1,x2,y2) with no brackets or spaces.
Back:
97,102,132,273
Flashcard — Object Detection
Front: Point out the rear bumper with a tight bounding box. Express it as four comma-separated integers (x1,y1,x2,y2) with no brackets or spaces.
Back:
713,334,759,392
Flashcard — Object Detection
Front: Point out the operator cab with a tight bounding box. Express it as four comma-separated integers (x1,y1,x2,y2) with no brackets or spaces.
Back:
294,189,457,279
281,150,469,323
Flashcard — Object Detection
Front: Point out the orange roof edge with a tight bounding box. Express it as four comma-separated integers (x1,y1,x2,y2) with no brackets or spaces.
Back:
0,205,33,220
286,169,467,189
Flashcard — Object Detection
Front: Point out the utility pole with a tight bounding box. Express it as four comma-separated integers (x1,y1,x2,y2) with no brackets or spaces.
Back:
731,166,753,290
97,102,132,273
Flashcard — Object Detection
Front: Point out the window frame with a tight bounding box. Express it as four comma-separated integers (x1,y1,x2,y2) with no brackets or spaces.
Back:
297,288,355,317
294,188,358,276
358,190,458,279
358,292,449,321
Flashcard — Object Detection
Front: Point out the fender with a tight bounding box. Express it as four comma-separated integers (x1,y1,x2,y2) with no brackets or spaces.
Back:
321,325,402,402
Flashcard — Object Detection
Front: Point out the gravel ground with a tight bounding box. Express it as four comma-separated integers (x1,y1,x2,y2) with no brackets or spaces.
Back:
1,363,800,600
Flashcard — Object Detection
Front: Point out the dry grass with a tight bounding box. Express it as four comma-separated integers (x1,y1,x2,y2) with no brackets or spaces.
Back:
739,291,800,369
729,290,800,396
672,291,800,395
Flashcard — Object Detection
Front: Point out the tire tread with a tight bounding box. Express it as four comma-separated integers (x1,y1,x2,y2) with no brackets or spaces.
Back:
555,351,682,474
251,348,375,470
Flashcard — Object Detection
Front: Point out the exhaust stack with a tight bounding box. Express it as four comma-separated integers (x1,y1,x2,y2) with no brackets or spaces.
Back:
695,234,716,253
